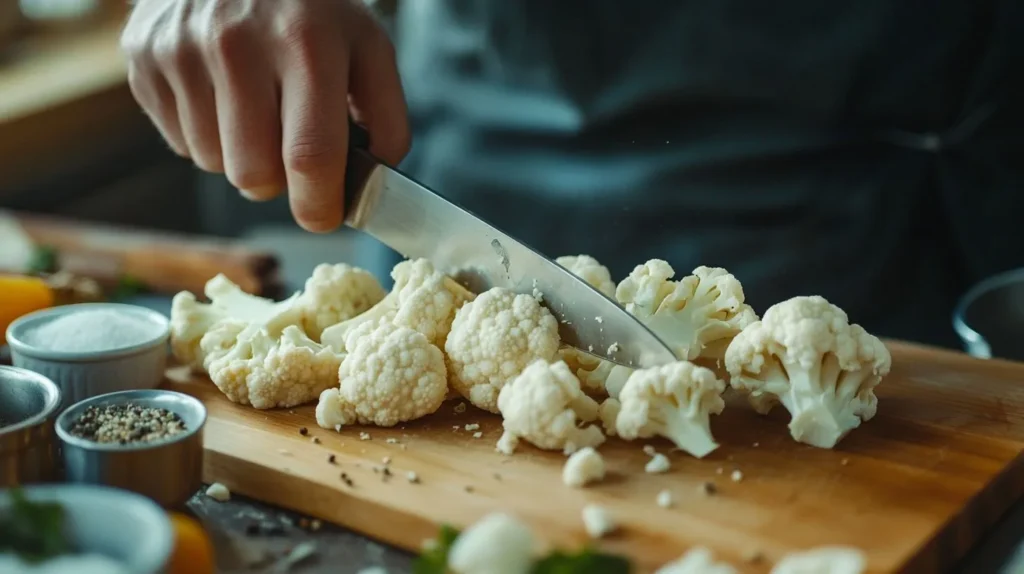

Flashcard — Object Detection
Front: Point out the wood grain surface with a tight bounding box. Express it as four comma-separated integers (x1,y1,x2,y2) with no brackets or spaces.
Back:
163,341,1024,573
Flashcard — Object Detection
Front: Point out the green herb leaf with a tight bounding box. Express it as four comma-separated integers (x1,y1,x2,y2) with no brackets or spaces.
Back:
0,487,69,562
413,524,461,574
531,548,632,574
110,274,147,301
26,245,57,274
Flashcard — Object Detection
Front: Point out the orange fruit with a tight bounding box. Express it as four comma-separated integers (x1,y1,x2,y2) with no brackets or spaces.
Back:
167,512,216,574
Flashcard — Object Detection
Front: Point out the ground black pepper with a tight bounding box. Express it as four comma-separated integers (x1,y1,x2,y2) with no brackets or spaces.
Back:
69,403,187,444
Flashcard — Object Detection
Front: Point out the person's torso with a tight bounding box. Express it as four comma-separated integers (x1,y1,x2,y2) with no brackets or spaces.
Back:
394,0,1024,346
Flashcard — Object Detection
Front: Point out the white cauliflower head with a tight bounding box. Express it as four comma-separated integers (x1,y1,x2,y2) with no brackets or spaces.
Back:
298,262,385,341
316,320,448,428
495,360,605,455
201,322,343,409
769,546,866,574
655,547,739,574
321,258,474,351
555,254,616,298
445,288,561,413
616,261,757,361
616,361,726,458
447,513,536,574
724,295,891,449
169,274,301,370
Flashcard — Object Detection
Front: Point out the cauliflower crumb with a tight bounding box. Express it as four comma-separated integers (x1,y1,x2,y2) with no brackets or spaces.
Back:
645,453,671,474
642,445,657,456
607,342,620,354
616,361,726,458
496,360,605,455
360,432,371,441
770,546,866,574
464,423,480,431
581,504,617,538
447,513,536,574
205,482,231,502
731,470,743,482
445,288,561,413
656,490,674,508
562,447,605,488
407,471,420,484
472,431,483,439
655,547,739,574
454,402,467,414
386,438,398,444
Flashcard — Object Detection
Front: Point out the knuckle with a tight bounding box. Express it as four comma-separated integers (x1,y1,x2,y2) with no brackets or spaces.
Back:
273,15,319,58
202,21,250,61
284,139,342,177
151,35,189,71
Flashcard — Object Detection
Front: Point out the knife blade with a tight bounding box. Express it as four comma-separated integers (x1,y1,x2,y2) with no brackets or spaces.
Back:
342,123,677,369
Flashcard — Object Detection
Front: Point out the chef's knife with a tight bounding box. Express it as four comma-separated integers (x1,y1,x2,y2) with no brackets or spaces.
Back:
343,121,676,369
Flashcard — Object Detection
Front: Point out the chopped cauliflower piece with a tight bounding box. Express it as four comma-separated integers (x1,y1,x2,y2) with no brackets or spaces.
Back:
656,490,673,508
555,254,616,298
170,274,302,370
298,263,386,340
448,513,536,574
559,347,633,398
616,260,757,361
496,360,605,455
724,295,892,449
446,288,561,413
616,361,726,458
321,258,474,351
598,398,621,437
770,546,866,574
562,446,605,488
205,482,231,502
201,322,343,409
315,320,448,428
655,547,739,574
645,453,671,474
581,504,617,538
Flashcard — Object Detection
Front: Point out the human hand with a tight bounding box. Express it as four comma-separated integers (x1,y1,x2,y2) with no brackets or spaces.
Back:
121,0,411,232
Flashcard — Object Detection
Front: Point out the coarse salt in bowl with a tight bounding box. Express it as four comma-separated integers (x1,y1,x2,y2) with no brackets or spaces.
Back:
6,303,171,407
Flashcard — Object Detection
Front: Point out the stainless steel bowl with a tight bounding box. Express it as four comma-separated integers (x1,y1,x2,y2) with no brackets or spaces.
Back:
953,267,1024,362
55,389,206,509
0,366,61,487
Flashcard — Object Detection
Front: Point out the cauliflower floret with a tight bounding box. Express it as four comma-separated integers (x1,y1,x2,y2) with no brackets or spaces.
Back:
724,295,892,449
298,263,386,341
496,360,605,455
555,254,616,298
655,547,739,574
770,546,866,574
202,323,343,409
558,347,633,398
562,446,605,488
446,288,561,413
616,361,726,458
316,320,448,428
447,513,536,574
169,274,301,370
321,258,474,351
598,398,621,437
616,260,757,361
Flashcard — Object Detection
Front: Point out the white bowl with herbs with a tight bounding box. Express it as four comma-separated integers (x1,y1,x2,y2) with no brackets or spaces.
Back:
5,303,171,407
55,389,206,509
0,484,173,574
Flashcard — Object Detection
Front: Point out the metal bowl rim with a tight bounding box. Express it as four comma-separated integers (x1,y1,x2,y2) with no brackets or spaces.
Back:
5,302,170,363
55,389,207,453
952,266,1024,350
0,365,62,435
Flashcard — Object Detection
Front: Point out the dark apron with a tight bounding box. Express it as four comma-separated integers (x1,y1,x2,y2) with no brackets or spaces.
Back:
395,0,1024,348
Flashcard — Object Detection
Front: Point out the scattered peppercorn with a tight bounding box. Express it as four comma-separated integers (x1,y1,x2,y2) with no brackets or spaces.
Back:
311,436,321,444
327,454,336,464
299,427,309,436
464,485,474,493
68,403,187,445
699,481,717,496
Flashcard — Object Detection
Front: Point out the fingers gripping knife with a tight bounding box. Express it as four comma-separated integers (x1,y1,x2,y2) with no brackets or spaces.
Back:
341,120,676,369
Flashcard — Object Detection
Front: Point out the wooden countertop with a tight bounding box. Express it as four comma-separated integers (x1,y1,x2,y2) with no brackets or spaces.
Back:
0,19,158,193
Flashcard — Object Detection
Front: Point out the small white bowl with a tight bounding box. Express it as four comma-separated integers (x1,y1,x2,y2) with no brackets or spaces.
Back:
5,303,171,408
0,484,173,574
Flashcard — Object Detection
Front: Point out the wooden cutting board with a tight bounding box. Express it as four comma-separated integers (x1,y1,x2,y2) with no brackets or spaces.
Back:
163,341,1024,573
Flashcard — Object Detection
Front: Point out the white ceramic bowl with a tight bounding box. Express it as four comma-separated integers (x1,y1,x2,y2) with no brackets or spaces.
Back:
6,303,171,409
0,484,173,574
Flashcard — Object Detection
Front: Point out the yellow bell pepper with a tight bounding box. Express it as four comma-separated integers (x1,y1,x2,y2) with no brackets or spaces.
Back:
167,512,216,574
0,274,54,343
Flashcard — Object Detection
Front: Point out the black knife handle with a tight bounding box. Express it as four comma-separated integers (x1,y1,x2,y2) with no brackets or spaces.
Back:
343,118,373,222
